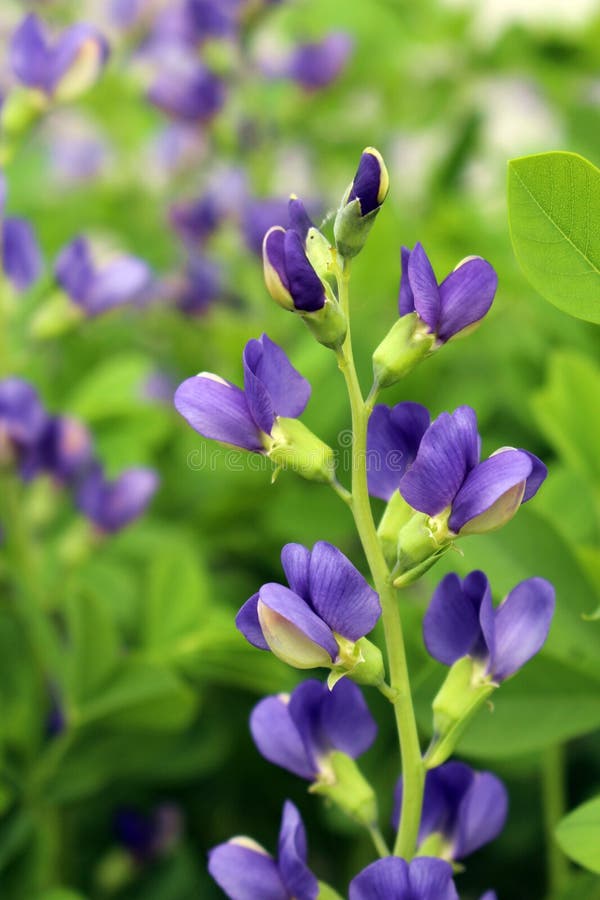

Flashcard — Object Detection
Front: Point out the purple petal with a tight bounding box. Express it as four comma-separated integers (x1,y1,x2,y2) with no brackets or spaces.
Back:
174,374,263,452
281,543,311,598
2,218,42,292
288,197,315,241
243,334,311,421
348,150,385,216
407,243,440,332
243,341,276,435
319,679,377,759
277,801,318,900
258,583,339,663
208,841,287,900
77,465,158,533
242,198,288,256
49,23,109,96
249,695,314,780
10,15,51,90
263,227,291,296
55,237,95,304
169,194,221,246
393,762,473,839
236,593,269,651
423,573,485,666
308,541,380,640
148,54,225,122
449,449,533,534
454,772,508,858
349,858,410,900
521,450,547,502
0,378,47,447
287,32,353,91
283,230,326,312
398,245,415,315
85,256,153,315
480,893,498,900
400,406,480,516
408,857,459,900
437,258,498,343
287,680,329,771
490,577,555,682
367,402,430,501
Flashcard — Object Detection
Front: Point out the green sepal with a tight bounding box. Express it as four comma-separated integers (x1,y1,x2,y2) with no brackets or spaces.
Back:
302,298,347,350
416,831,447,859
377,492,414,568
334,198,381,259
317,882,345,900
268,418,336,484
328,636,386,689
305,227,337,287
311,751,378,827
372,314,435,388
392,512,452,585
425,656,497,769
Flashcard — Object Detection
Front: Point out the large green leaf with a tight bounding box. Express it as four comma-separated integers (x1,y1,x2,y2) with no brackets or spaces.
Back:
556,795,600,874
63,591,120,704
508,151,600,323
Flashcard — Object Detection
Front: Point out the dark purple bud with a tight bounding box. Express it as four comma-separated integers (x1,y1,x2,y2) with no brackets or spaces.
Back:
185,0,239,40
287,32,353,91
347,147,389,216
115,804,182,864
76,463,158,533
288,196,315,241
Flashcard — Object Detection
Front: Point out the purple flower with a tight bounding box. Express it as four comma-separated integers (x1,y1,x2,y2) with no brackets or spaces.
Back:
171,255,222,316
76,463,158,533
367,402,430,501
263,226,326,312
250,678,376,781
20,415,93,484
424,570,555,682
236,541,380,669
208,801,318,900
349,857,458,900
147,49,226,122
170,194,222,247
115,804,182,863
286,32,353,91
399,405,547,535
0,378,47,462
11,14,109,100
0,171,42,293
185,0,239,40
347,147,389,217
55,237,154,316
399,244,498,344
241,197,289,256
393,762,508,861
174,334,310,453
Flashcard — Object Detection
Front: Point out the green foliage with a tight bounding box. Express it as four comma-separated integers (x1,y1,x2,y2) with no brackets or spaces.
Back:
508,152,600,323
556,795,600,874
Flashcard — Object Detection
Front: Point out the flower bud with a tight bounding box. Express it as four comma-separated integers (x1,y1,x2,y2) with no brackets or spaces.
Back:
311,751,378,827
268,417,336,483
334,147,389,259
425,657,496,770
372,313,435,388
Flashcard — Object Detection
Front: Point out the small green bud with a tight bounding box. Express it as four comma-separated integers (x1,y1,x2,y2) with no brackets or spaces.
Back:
311,750,378,827
1,88,47,137
327,636,385,690
425,656,497,769
268,417,336,484
377,491,414,568
372,313,435,388
302,298,347,350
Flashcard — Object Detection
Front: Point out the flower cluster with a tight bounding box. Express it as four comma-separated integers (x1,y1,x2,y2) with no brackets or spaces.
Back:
0,377,158,534
171,147,555,899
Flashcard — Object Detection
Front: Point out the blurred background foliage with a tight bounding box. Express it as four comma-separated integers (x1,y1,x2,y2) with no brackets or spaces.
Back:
0,0,599,897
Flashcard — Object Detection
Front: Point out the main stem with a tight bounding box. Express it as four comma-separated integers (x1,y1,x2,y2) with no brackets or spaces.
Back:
336,263,424,858
542,744,569,896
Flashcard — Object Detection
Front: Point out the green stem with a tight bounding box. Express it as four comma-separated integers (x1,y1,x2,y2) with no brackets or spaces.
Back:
368,825,391,858
336,264,425,859
542,744,569,896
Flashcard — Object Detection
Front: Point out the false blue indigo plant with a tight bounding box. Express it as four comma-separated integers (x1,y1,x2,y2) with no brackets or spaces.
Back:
174,147,555,898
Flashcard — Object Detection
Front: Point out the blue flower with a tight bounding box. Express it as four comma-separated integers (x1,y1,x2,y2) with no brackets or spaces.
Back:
367,401,431,501
349,857,457,900
76,463,158,533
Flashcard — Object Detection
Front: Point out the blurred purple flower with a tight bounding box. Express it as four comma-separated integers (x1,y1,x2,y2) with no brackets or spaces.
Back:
45,114,109,184
20,415,93,485
349,857,458,900
250,678,376,780
399,405,547,535
0,378,47,463
393,762,508,860
241,197,289,256
423,570,555,682
170,194,222,247
55,236,154,316
366,401,430,501
236,541,380,669
174,333,310,452
10,14,109,100
0,171,42,292
115,803,182,863
147,48,226,122
76,463,159,533
149,124,207,178
287,32,353,91
399,244,498,344
209,801,318,900
172,256,223,315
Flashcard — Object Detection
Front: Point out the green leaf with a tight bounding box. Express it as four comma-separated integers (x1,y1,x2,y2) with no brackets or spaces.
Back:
67,352,153,421
508,151,600,323
64,591,120,704
556,795,600,874
317,883,345,900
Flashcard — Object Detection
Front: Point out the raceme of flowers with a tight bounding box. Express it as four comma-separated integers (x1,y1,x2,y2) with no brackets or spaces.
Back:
169,147,556,898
